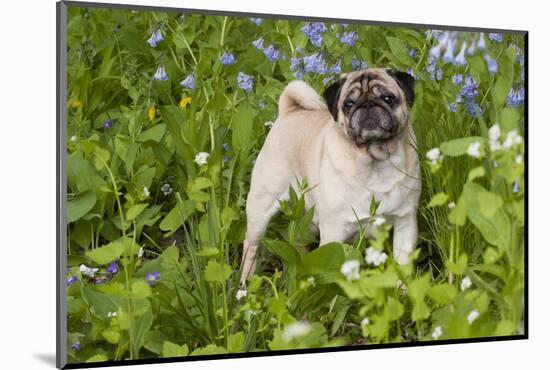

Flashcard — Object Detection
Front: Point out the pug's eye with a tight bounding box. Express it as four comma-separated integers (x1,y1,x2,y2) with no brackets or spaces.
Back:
382,94,396,106
343,99,354,110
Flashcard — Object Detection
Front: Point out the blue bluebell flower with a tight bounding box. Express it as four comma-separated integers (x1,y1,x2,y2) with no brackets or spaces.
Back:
436,68,443,81
301,22,327,47
71,342,81,351
180,73,195,89
252,37,264,50
250,18,263,26
219,52,236,65
106,261,118,274
351,59,369,71
452,74,463,85
146,27,164,47
237,72,253,93
461,76,479,99
329,60,342,74
66,276,78,286
222,143,229,151
442,39,455,64
290,57,302,72
409,49,418,58
426,63,436,80
448,102,458,112
302,53,326,74
145,271,160,286
454,42,467,66
339,31,358,46
466,100,483,117
293,68,305,80
223,156,229,163
488,33,503,42
263,45,279,63
103,120,112,130
506,86,525,108
477,33,486,51
467,40,476,56
153,66,168,81
406,68,416,80
484,54,498,74
513,179,520,193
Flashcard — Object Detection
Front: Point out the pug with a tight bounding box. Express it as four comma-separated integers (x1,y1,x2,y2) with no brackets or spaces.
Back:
240,68,421,286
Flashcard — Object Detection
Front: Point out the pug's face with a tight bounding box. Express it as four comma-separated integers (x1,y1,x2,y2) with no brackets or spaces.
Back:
323,68,415,147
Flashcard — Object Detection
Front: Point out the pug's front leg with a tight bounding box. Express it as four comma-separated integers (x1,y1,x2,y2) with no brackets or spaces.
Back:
392,212,418,265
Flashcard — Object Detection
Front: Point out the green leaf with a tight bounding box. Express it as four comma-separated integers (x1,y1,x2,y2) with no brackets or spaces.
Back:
446,253,468,275
428,283,458,304
227,332,245,353
85,239,125,265
204,260,232,283
408,274,431,302
138,124,166,142
102,330,120,344
478,190,503,218
468,166,486,182
130,306,153,357
448,196,467,226
303,242,345,276
126,203,148,221
67,152,105,192
190,344,227,356
86,354,108,363
427,192,448,207
440,137,484,157
162,341,189,358
81,287,122,317
159,199,195,233
264,239,302,266
231,102,255,159
67,191,97,223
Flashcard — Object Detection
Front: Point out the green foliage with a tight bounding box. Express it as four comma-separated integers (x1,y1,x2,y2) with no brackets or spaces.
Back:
65,5,525,363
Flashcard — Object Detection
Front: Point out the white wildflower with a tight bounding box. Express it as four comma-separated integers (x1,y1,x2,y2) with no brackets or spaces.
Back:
307,276,315,286
364,246,388,267
502,130,523,150
467,141,482,158
432,325,443,340
490,140,501,152
69,135,77,142
467,309,480,324
426,147,441,164
448,201,456,209
361,317,370,326
341,260,361,281
264,121,274,128
107,311,118,318
236,288,248,301
80,264,99,278
161,183,172,196
460,276,472,291
194,151,210,166
282,321,311,342
488,124,501,142
515,154,524,164
142,186,150,198
372,216,386,227
138,246,145,258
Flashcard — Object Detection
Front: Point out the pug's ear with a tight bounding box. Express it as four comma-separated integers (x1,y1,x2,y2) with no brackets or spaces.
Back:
386,70,415,106
323,78,346,121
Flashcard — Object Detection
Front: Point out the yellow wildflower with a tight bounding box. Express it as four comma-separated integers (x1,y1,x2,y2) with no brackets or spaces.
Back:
71,100,82,109
148,106,156,122
179,97,192,108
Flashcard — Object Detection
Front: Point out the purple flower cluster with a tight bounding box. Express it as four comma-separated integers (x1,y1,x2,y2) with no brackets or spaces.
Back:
147,27,164,47
180,73,195,89
252,38,279,63
452,74,463,85
66,276,78,287
426,56,443,81
249,18,263,26
219,52,236,66
145,271,160,286
338,31,358,47
449,75,484,117
301,22,327,47
237,72,253,93
488,33,503,43
153,66,168,81
506,86,525,108
351,58,369,71
103,119,112,130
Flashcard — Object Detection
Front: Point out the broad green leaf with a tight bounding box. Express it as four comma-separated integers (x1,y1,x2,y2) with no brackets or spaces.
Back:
138,124,166,142
67,191,97,223
67,152,105,192
440,137,484,157
264,239,302,266
478,190,503,218
427,192,448,207
428,283,458,304
159,199,195,233
126,203,148,221
102,330,120,344
227,332,245,353
86,239,125,265
446,253,468,275
303,242,345,275
86,354,108,363
81,287,122,317
468,166,486,182
162,341,189,358
130,306,153,357
190,344,227,356
448,196,467,226
204,260,232,283
231,102,255,159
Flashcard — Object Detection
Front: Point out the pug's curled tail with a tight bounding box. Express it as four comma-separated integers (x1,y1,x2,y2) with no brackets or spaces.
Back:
278,80,327,118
